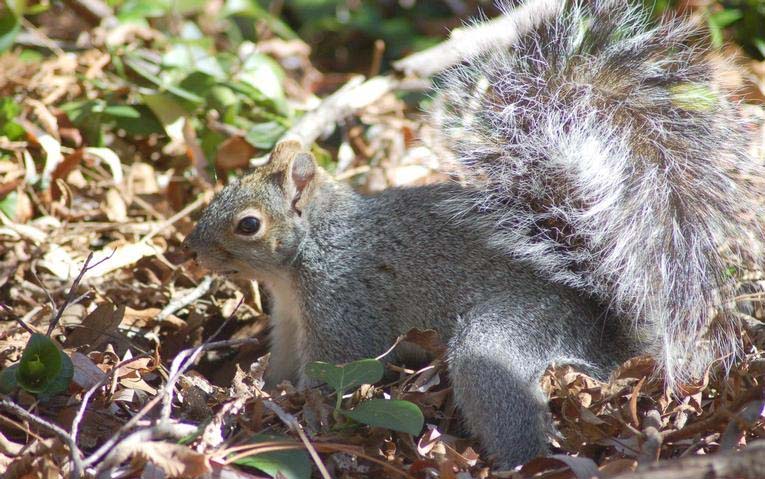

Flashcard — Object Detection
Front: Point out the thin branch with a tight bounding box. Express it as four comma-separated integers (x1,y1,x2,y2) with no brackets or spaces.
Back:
0,399,84,478
81,337,257,469
263,400,332,479
280,0,559,149
392,0,561,78
140,192,209,243
610,440,765,479
47,250,114,336
156,276,214,323
70,354,153,448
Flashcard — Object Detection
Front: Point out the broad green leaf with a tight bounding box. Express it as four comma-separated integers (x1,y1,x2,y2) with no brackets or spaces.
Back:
117,0,171,21
222,0,298,40
16,334,63,393
143,93,190,143
244,121,286,150
304,358,384,396
709,9,743,29
163,42,225,78
38,350,74,398
238,52,285,103
0,364,19,394
124,55,204,104
103,105,142,119
0,11,20,53
232,434,311,479
0,191,18,220
108,104,164,136
340,399,424,436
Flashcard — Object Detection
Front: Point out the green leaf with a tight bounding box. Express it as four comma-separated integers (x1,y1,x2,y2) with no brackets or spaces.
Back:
222,0,298,40
244,121,286,149
143,93,190,142
0,11,20,53
232,434,311,479
304,358,384,396
16,334,64,394
124,55,204,104
709,9,743,29
0,191,18,220
340,399,424,436
0,364,19,394
103,105,142,119
109,104,164,136
38,350,74,398
0,97,24,140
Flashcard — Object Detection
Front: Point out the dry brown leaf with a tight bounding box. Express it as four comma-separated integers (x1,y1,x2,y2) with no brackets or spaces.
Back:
70,351,108,389
118,441,210,478
63,302,127,353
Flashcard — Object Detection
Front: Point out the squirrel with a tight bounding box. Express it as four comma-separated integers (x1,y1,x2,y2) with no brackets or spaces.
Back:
183,0,762,467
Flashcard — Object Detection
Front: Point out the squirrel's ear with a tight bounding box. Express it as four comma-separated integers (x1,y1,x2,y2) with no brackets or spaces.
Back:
289,152,316,215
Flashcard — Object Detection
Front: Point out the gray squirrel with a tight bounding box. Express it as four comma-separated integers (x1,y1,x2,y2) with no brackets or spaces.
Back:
184,0,762,467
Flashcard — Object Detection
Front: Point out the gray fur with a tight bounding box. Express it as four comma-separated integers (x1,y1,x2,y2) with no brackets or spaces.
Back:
433,0,761,386
184,0,761,468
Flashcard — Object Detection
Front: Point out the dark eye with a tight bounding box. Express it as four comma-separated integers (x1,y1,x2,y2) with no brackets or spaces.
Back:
236,216,261,236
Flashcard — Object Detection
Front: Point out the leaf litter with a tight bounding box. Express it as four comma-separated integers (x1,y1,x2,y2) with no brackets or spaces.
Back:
1,2,765,479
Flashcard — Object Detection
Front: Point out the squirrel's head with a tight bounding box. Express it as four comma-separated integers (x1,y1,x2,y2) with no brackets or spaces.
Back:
184,139,326,281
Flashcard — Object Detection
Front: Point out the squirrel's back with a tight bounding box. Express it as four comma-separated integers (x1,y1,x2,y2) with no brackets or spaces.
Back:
433,0,763,386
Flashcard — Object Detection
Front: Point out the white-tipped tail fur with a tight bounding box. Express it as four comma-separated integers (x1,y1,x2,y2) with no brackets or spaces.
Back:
433,0,762,387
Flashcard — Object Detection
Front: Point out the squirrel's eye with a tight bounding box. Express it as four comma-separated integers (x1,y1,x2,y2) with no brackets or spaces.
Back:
236,216,261,236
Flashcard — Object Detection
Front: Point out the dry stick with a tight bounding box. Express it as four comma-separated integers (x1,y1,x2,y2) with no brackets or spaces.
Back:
47,251,115,336
159,297,244,421
155,275,214,323
281,0,559,149
609,440,765,479
662,386,765,443
0,399,84,478
263,400,332,479
70,354,153,448
393,0,561,78
81,337,259,469
93,422,200,476
84,302,246,469
140,192,209,243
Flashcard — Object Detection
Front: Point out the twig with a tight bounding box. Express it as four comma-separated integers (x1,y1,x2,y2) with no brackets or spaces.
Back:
140,193,209,243
47,251,114,336
18,17,67,57
81,337,257,469
0,399,84,478
160,298,244,421
610,440,765,479
280,0,559,148
70,354,153,449
93,422,199,476
263,400,332,479
156,276,214,322
392,0,560,77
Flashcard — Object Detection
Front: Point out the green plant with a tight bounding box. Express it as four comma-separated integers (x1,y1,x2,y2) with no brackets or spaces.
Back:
305,358,425,436
0,333,74,398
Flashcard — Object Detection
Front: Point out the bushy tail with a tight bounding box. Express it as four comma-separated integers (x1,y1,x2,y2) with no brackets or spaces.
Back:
433,0,763,387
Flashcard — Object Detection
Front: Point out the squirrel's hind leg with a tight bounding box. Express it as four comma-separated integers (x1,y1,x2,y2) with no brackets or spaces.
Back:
447,308,552,468
446,296,625,468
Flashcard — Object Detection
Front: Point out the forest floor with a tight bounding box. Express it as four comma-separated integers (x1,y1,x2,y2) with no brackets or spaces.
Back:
2,1,765,478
